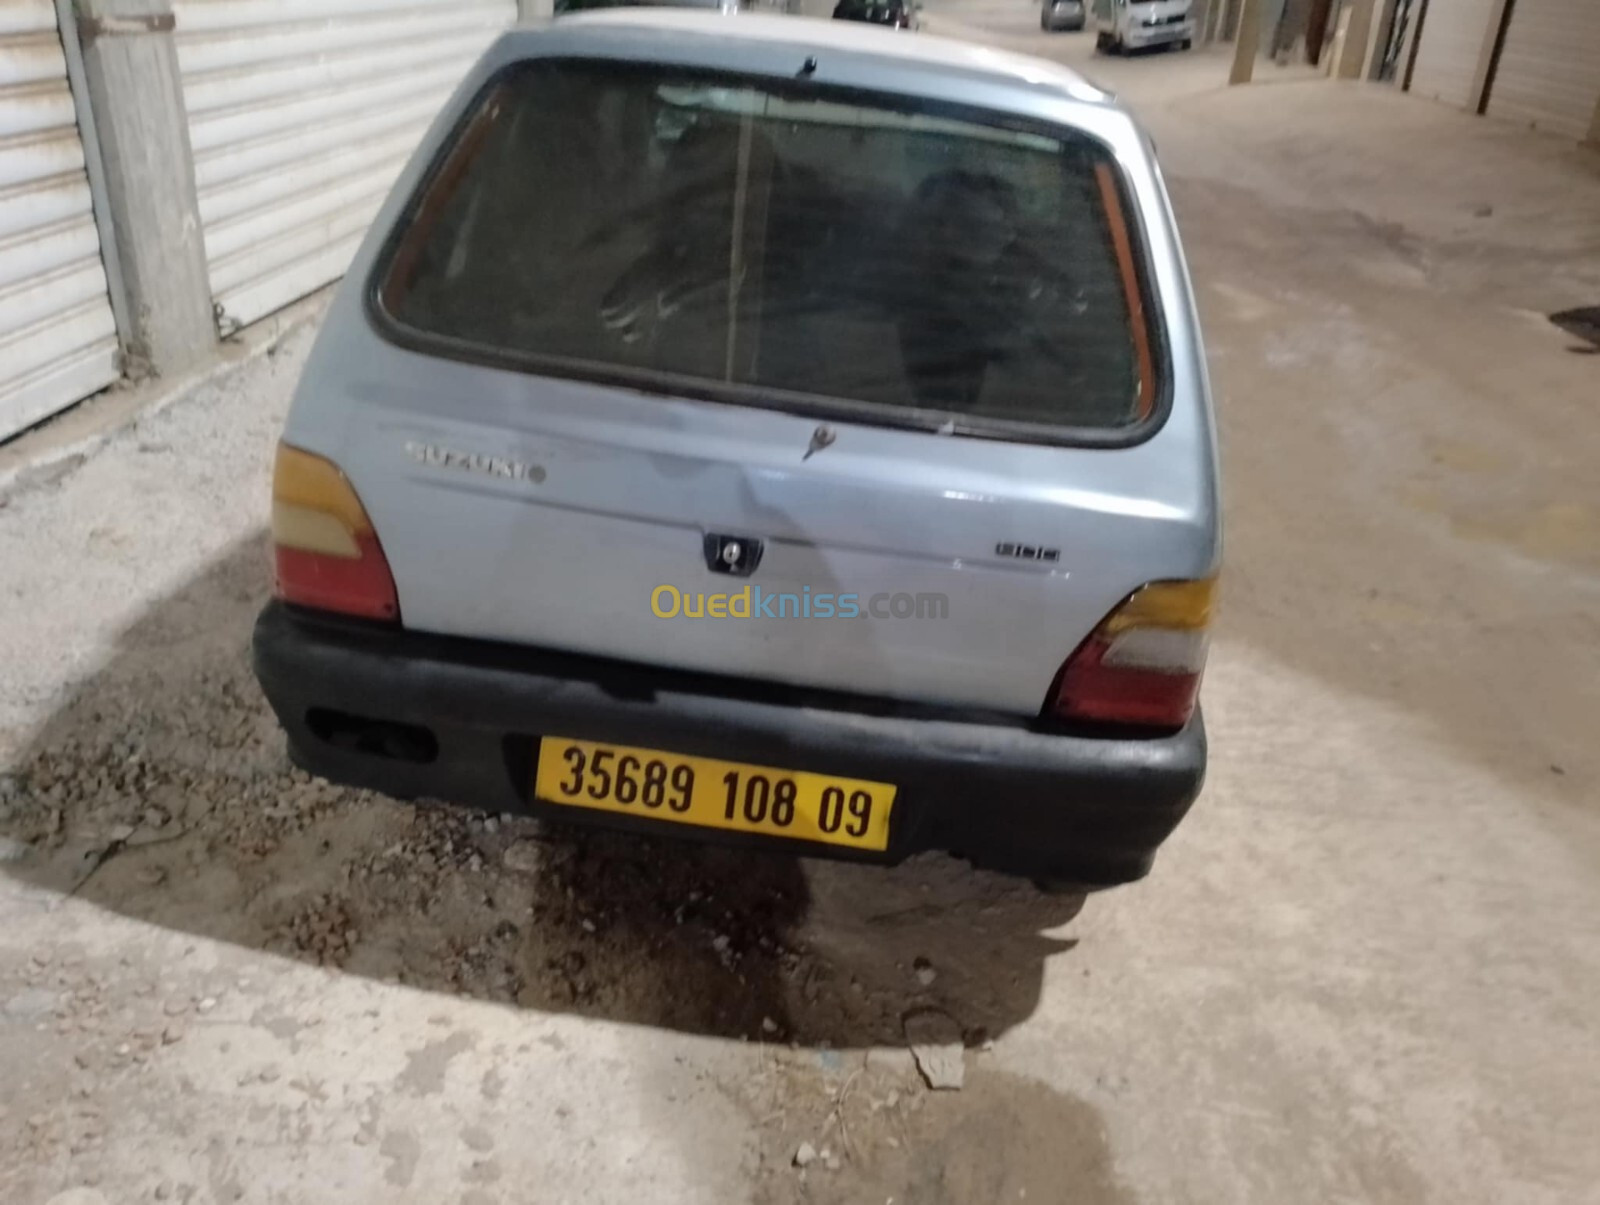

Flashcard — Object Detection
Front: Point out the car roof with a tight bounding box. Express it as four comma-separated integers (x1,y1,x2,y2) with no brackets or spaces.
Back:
523,11,1112,104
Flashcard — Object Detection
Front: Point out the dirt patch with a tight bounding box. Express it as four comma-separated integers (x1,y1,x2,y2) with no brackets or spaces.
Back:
741,1063,1131,1205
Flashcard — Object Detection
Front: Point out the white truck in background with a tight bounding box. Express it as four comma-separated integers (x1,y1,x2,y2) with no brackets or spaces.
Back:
1092,0,1196,53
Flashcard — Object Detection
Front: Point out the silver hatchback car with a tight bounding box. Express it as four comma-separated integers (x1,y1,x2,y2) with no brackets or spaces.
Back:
253,12,1220,890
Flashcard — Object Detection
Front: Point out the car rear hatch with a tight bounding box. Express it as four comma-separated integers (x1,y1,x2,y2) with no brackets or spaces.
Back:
278,32,1218,718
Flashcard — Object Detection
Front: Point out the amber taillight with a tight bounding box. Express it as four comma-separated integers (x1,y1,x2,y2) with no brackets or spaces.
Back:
270,443,399,622
1047,578,1216,729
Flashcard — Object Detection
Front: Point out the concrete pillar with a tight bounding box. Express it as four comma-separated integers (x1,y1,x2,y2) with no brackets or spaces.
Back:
1324,7,1350,75
1334,0,1376,79
72,0,215,377
1229,0,1264,84
1467,0,1512,109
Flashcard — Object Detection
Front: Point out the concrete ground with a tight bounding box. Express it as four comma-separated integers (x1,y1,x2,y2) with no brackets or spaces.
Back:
4,7,1600,1203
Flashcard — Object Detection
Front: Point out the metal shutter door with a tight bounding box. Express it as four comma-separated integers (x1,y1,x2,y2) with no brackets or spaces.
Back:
1409,0,1497,107
1,0,119,441
1487,0,1600,139
172,0,515,332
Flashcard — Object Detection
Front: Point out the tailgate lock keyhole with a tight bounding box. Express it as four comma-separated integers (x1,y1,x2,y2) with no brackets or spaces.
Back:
704,533,765,577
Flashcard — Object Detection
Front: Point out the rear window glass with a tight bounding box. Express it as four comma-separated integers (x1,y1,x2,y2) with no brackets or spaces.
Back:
376,62,1158,436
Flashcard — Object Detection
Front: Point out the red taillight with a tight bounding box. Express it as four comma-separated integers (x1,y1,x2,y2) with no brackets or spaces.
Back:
1048,578,1216,729
271,444,399,622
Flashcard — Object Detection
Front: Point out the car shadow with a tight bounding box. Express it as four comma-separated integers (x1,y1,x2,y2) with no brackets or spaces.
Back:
0,531,1087,1050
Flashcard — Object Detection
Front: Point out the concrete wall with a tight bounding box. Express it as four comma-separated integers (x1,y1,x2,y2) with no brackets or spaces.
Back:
1333,0,1375,78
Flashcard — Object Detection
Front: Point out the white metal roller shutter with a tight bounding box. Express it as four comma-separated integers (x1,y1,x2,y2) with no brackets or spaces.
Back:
1408,0,1496,108
0,0,120,441
1486,0,1600,140
171,0,515,332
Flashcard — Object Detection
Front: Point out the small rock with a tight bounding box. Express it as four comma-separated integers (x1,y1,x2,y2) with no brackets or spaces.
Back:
580,919,596,934
163,999,187,1017
108,824,136,844
824,1153,841,1171
885,1089,900,1108
904,1007,965,1090
502,840,541,874
913,956,936,987
136,866,167,888
761,1016,778,1034
196,996,217,1014
711,935,730,954
793,1141,817,1168
161,1027,181,1046
483,817,500,835
142,807,169,829
259,1066,281,1083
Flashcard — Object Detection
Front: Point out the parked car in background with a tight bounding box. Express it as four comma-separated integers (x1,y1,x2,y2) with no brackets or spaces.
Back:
832,0,917,30
1041,0,1086,32
253,11,1220,892
557,0,742,13
1092,0,1194,53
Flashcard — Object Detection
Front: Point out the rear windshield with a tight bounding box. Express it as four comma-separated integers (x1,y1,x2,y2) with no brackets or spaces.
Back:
375,62,1158,437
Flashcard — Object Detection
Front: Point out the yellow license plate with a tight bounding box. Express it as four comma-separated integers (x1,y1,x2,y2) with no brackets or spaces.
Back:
533,736,897,852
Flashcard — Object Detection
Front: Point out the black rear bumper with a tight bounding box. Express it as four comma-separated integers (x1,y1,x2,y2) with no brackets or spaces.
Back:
251,602,1206,887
